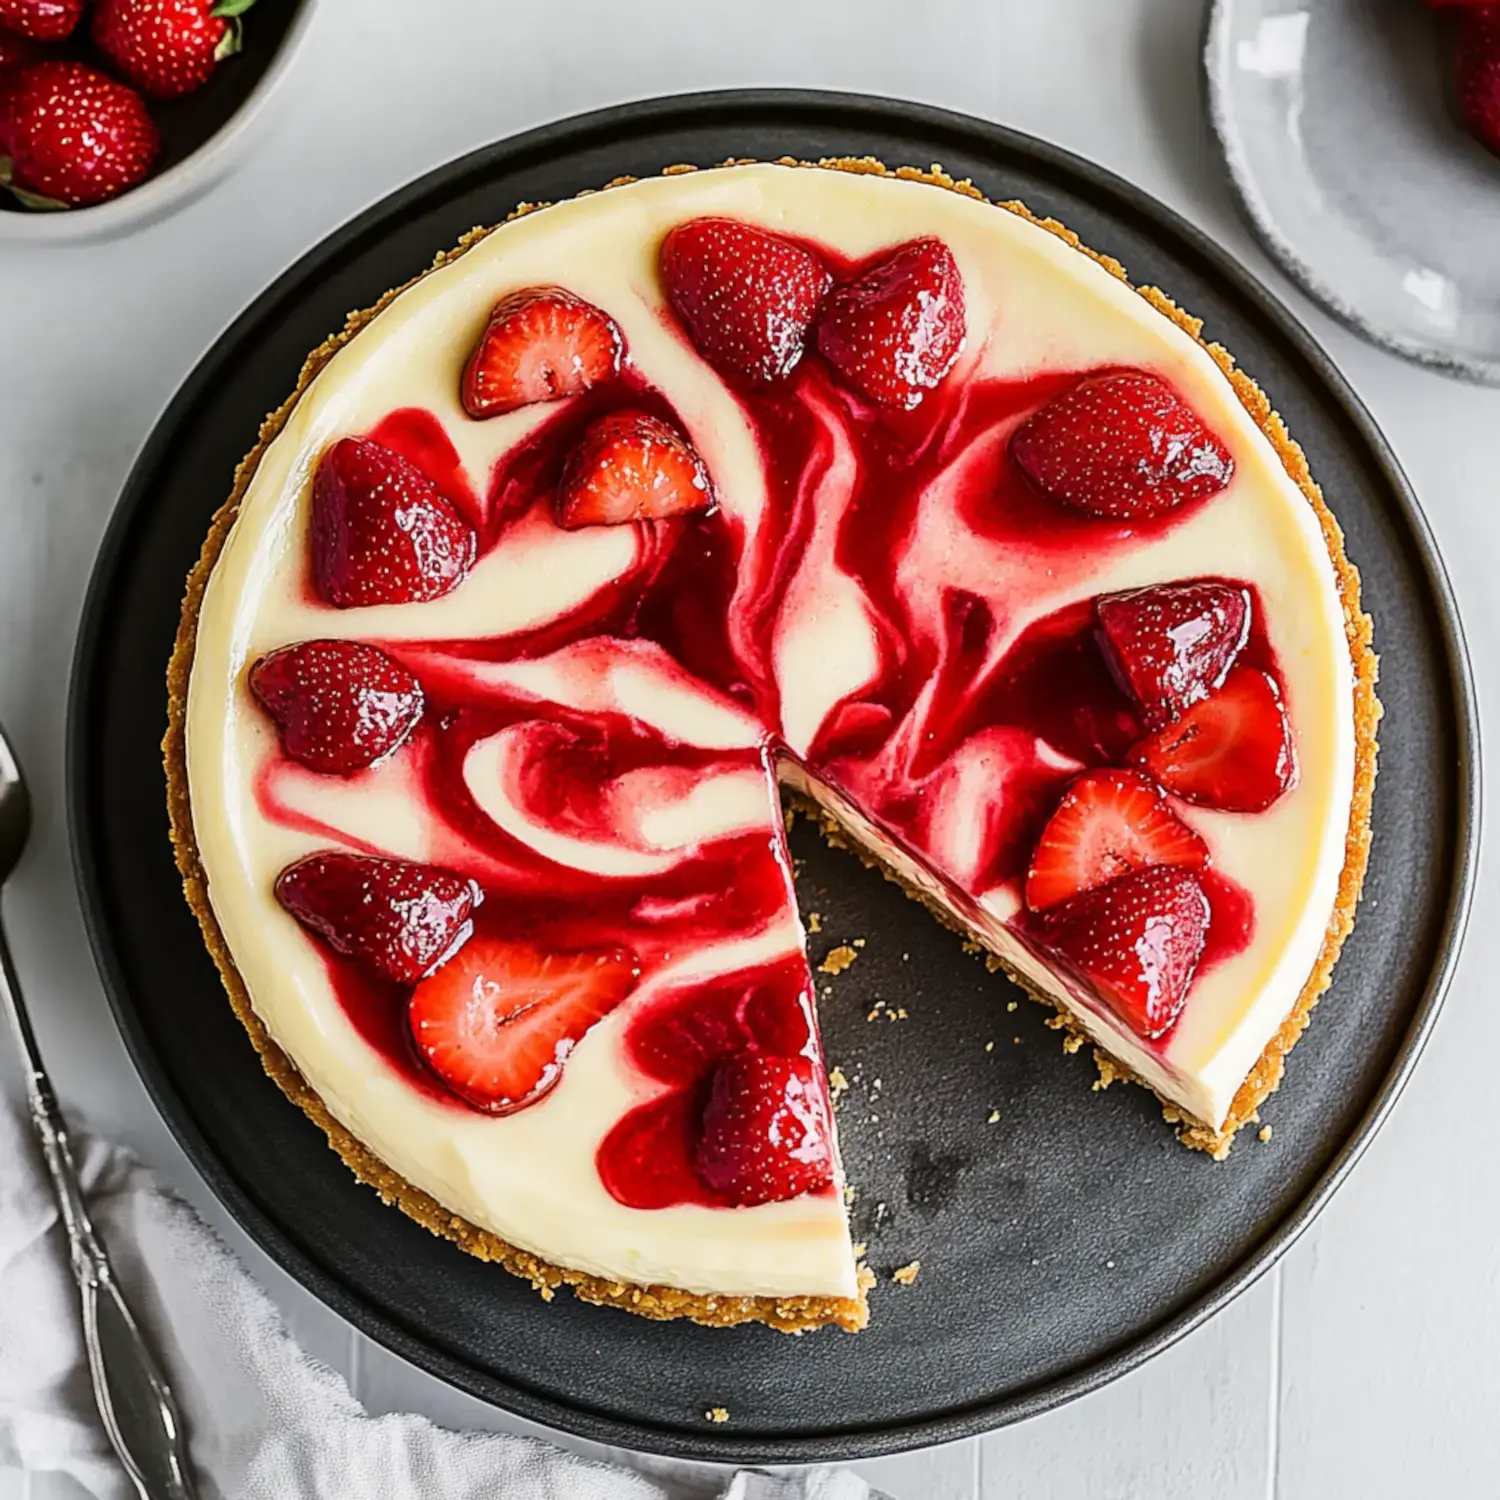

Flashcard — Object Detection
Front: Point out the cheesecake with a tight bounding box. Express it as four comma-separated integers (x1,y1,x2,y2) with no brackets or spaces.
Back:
166,158,1378,1333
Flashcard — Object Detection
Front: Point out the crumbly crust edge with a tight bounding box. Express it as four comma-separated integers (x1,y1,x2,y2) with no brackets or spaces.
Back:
162,155,1379,1335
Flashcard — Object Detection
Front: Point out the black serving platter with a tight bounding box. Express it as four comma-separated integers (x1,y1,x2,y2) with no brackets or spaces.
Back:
68,91,1477,1463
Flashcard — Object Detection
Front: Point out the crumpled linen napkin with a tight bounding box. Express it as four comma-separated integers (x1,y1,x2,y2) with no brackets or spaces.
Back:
0,1101,884,1500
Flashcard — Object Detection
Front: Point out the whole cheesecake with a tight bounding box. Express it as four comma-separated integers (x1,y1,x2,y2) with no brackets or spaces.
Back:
166,158,1378,1334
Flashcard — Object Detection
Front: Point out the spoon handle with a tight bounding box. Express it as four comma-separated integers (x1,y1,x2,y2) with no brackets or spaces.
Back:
0,927,199,1500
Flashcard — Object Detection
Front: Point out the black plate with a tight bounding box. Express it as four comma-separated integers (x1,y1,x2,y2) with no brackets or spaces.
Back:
68,91,1477,1463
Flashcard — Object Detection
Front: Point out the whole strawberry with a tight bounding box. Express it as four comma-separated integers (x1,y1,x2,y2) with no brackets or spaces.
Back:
1,62,159,207
0,31,38,134
0,32,39,78
1456,7,1500,156
93,0,256,101
0,0,83,41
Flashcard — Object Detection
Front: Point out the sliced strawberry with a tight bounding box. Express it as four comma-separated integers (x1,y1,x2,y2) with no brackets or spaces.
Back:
312,437,476,607
1130,666,1297,813
1012,371,1234,520
1096,579,1251,729
660,217,831,385
1458,8,1500,156
814,237,966,409
461,286,624,419
249,638,424,775
0,0,83,40
695,1053,834,1207
1026,768,1209,912
275,853,481,985
408,938,639,1114
1037,865,1210,1040
556,410,713,529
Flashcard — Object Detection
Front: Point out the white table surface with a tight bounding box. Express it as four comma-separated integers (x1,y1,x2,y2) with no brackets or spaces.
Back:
2,0,1497,1494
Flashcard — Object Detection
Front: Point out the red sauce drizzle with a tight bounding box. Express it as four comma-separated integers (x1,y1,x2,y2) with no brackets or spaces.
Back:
264,251,1282,1207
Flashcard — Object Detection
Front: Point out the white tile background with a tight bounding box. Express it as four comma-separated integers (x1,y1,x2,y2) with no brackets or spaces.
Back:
2,0,1498,1494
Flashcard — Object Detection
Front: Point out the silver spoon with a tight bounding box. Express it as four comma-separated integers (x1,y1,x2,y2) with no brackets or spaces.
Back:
0,724,198,1499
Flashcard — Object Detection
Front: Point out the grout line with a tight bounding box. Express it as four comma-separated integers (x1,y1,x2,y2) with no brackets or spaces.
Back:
1266,1263,1284,1500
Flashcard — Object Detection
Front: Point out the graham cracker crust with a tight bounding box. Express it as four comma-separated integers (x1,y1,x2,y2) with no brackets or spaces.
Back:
163,156,1378,1332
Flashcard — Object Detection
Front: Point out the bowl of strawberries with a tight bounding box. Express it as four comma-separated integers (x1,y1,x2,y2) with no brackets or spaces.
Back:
0,0,314,241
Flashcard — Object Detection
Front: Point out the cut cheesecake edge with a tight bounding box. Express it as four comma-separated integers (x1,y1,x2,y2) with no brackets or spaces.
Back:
163,156,1379,1332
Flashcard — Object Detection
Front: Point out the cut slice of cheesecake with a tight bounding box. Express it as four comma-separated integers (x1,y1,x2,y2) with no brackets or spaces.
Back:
167,158,1376,1332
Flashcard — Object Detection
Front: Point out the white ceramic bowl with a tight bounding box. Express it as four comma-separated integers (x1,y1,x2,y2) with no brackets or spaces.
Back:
0,0,318,246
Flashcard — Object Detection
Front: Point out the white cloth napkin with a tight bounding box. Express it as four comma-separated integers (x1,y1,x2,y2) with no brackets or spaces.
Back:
0,1101,885,1500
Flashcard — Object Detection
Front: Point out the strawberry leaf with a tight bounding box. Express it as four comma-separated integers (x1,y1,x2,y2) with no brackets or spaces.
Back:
0,161,68,211
214,18,244,60
211,0,258,16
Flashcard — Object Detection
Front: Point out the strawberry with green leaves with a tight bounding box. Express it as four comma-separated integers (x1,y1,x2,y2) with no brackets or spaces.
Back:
93,0,257,101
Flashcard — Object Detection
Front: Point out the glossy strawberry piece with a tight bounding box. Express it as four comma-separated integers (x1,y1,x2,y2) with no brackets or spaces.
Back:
695,1053,834,1207
1037,865,1210,1040
1012,371,1234,520
556,410,713,529
1458,7,1500,156
409,938,639,1114
276,853,481,985
1096,579,1250,729
815,237,965,409
461,286,623,418
1026,768,1208,912
311,437,475,607
249,639,424,775
661,217,831,385
1130,666,1296,813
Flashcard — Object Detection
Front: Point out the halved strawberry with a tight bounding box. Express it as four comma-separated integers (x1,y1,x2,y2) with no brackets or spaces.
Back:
1037,865,1210,1040
660,217,831,385
695,1053,834,1207
249,638,424,775
460,286,624,419
275,853,481,985
1130,666,1296,812
556,410,713,529
312,437,476,607
1096,579,1251,729
1025,768,1208,912
408,938,639,1114
1012,371,1234,520
814,237,966,409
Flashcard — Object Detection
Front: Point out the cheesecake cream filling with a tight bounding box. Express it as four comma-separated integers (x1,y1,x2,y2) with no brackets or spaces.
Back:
185,163,1356,1302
